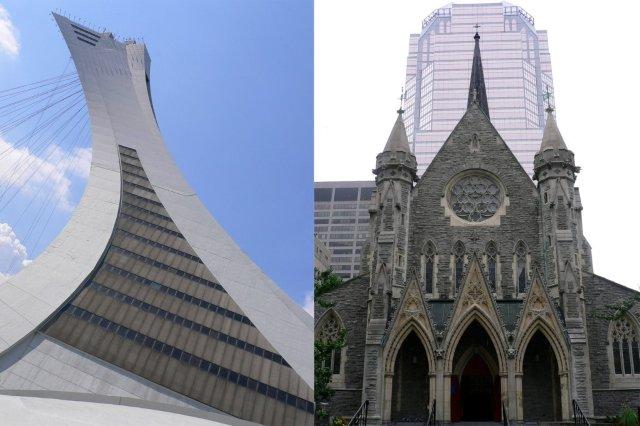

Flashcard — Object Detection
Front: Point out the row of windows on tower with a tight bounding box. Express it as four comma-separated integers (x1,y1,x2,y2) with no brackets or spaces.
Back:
421,240,528,295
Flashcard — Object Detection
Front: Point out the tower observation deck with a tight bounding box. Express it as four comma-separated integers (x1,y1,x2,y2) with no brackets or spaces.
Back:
0,14,313,426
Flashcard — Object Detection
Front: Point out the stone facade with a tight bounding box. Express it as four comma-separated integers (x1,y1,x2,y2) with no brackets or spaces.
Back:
315,34,640,423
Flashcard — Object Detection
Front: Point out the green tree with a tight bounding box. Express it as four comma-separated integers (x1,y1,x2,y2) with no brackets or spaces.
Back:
314,268,343,308
314,268,347,419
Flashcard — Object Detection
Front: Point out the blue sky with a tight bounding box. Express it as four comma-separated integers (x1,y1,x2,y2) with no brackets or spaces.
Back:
0,1,313,311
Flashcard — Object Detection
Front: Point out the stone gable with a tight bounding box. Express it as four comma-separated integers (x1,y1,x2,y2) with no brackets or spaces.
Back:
409,104,540,298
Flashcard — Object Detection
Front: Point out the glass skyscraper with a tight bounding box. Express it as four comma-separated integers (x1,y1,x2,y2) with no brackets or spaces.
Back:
404,2,554,174
315,2,555,278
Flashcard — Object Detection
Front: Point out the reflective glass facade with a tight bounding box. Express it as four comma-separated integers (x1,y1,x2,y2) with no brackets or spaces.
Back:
404,2,554,174
44,146,313,426
314,181,376,279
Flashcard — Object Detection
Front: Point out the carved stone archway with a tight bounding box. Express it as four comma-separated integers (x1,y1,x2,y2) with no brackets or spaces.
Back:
513,274,571,420
382,277,436,421
441,259,509,421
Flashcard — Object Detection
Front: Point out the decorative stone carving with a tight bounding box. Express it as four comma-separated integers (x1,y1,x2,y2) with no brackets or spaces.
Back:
461,280,489,309
399,286,426,323
524,284,552,324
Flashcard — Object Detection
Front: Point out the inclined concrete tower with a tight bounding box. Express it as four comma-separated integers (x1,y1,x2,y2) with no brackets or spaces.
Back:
0,14,313,426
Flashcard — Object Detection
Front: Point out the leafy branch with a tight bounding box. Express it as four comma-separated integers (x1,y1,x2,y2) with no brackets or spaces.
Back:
314,268,343,308
592,294,640,321
315,329,347,412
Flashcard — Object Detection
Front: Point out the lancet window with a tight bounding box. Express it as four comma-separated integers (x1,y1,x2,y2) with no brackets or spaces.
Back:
454,241,465,290
422,241,436,294
485,241,497,292
515,241,527,293
317,312,345,377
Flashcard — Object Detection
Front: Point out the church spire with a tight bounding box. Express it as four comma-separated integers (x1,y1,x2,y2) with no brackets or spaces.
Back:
539,106,567,152
467,31,490,119
383,109,412,153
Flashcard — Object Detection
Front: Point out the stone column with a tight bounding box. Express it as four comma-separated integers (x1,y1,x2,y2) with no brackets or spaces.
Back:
560,371,570,420
514,372,523,420
382,372,393,421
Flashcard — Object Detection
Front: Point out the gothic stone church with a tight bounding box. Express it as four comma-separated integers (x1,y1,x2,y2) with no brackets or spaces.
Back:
315,34,640,423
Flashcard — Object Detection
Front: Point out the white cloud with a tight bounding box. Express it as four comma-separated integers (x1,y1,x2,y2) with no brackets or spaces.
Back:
0,222,28,277
302,291,314,316
0,5,19,57
0,137,91,212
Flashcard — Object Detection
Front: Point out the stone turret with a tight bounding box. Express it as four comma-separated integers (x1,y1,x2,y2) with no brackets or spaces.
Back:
533,107,594,414
369,109,417,311
362,109,417,424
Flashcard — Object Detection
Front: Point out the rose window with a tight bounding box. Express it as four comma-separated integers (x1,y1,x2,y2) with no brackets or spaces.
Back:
449,174,502,222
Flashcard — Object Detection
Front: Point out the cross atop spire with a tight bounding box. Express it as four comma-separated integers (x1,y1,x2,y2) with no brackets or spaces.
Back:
467,30,490,119
543,84,554,112
397,86,405,115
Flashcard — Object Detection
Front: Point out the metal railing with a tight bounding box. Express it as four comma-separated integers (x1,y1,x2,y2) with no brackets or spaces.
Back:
348,400,369,426
573,399,590,426
426,399,436,426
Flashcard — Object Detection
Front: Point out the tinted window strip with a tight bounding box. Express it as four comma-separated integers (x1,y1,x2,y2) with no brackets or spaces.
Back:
120,157,144,169
122,190,164,208
121,170,155,194
120,166,148,181
118,145,137,154
123,179,155,194
73,30,98,43
120,212,184,239
64,305,310,413
122,201,171,222
98,263,252,325
116,228,202,263
120,151,142,162
87,281,285,365
76,36,96,46
109,245,224,292
70,23,101,40
122,169,153,185
98,263,258,328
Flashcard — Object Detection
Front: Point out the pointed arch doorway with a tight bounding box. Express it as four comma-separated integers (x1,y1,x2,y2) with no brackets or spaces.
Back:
390,330,430,421
451,321,502,422
522,330,562,420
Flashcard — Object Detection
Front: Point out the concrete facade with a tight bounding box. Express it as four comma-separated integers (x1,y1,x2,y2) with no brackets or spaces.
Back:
0,14,312,426
316,33,640,423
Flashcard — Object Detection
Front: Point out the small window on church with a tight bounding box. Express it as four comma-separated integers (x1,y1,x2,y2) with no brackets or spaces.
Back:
317,312,346,378
611,316,640,376
454,241,465,290
485,241,497,292
515,241,527,293
423,241,436,294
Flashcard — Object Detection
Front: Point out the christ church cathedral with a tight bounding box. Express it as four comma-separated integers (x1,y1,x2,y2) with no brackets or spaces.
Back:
315,33,640,423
